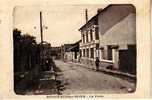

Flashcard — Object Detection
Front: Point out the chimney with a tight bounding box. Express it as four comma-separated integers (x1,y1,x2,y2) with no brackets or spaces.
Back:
85,9,88,23
97,8,103,13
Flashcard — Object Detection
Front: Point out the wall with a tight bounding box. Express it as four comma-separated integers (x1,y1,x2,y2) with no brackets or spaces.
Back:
97,5,136,73
98,5,136,46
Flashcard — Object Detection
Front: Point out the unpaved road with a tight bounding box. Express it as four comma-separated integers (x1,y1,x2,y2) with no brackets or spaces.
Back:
55,60,135,95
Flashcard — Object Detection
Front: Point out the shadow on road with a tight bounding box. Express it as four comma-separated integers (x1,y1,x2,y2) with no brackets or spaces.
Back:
14,59,66,95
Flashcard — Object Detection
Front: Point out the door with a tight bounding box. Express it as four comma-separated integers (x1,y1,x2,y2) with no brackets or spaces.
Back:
119,45,136,74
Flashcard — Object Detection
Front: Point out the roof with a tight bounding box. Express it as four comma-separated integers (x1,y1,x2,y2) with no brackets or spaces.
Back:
67,40,81,52
78,4,135,31
67,44,79,52
63,44,73,52
62,40,81,52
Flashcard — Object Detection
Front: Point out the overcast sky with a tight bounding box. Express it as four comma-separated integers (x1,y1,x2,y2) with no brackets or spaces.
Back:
13,5,106,47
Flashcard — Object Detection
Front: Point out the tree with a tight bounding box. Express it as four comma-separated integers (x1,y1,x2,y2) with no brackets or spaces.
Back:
13,28,37,72
13,28,22,72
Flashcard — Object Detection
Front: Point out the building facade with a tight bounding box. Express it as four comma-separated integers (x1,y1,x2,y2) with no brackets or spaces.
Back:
61,44,73,62
61,40,81,62
98,4,136,74
79,15,100,66
79,4,136,74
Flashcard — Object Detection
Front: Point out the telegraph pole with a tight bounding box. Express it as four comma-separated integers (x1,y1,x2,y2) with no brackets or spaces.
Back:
39,11,44,71
40,11,43,43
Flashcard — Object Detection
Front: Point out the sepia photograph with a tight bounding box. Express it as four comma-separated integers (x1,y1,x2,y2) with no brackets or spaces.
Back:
12,4,137,95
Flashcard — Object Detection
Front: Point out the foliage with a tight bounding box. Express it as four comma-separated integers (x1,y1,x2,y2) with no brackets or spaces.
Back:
13,28,38,72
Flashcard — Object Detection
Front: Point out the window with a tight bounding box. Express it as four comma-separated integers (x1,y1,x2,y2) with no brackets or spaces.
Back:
83,49,85,57
82,34,85,43
80,50,82,57
74,52,77,59
96,43,99,49
90,48,94,58
86,31,88,42
87,49,89,57
95,27,99,40
101,48,105,59
90,29,93,41
107,46,112,60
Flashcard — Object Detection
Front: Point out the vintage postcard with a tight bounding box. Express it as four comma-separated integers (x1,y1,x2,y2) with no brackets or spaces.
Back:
0,0,151,99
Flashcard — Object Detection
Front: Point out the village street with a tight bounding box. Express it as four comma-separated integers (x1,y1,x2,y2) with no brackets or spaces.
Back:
13,4,137,96
55,60,135,94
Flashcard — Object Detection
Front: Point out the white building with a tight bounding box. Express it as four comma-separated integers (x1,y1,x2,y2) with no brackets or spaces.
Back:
79,11,100,66
79,4,136,74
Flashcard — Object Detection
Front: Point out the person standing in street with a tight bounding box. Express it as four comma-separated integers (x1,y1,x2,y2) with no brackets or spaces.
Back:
95,57,100,71
45,57,51,71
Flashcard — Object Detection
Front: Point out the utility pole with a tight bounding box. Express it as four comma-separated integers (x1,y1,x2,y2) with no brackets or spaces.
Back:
40,11,43,43
85,9,88,23
39,11,44,71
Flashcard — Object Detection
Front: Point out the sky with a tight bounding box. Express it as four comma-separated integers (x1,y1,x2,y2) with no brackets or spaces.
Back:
13,5,106,47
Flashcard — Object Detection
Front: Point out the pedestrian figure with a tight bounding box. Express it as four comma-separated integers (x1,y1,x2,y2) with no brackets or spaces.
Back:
95,57,100,71
77,53,81,62
45,57,51,71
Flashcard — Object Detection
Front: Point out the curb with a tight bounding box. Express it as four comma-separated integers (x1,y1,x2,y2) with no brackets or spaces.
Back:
68,61,136,83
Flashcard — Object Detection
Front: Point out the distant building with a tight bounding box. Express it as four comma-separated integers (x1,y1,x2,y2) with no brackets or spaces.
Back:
61,44,73,61
78,4,136,74
61,40,81,62
51,46,61,59
67,40,81,62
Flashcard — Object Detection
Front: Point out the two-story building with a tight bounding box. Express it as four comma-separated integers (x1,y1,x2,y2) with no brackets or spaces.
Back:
79,4,136,75
79,10,100,66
